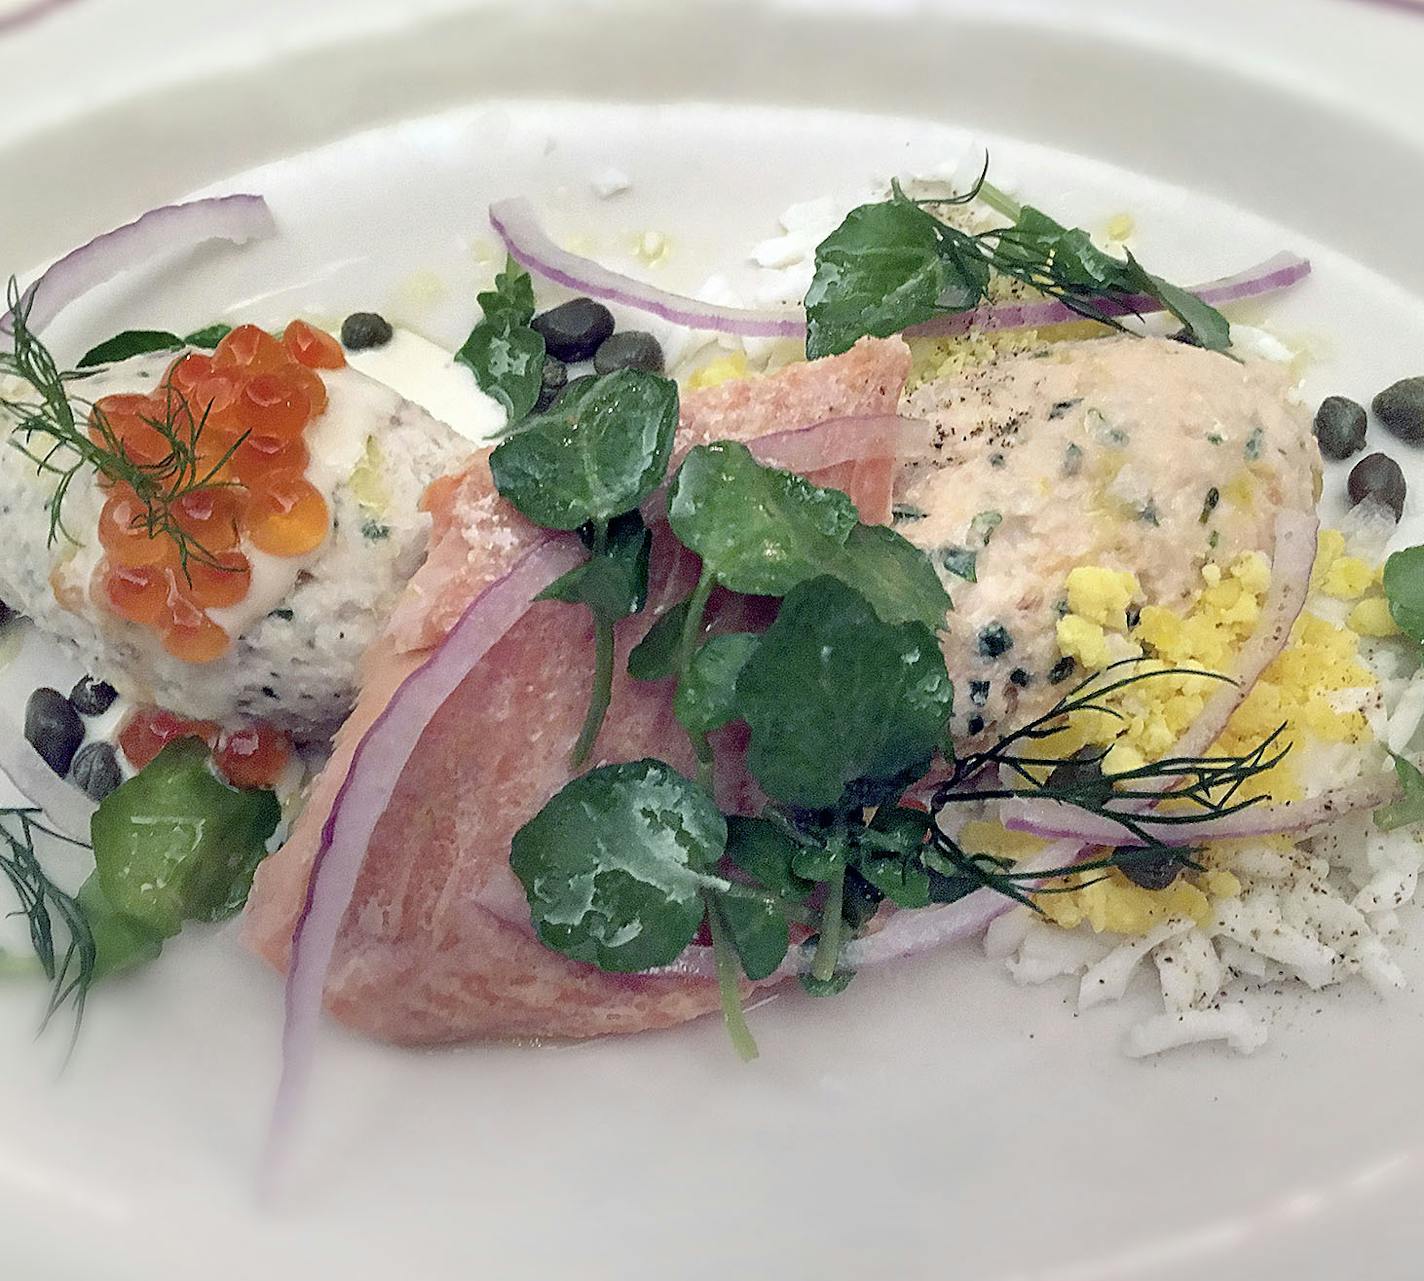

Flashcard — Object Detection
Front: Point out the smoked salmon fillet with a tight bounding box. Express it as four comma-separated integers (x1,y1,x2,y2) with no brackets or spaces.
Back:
242,338,913,1043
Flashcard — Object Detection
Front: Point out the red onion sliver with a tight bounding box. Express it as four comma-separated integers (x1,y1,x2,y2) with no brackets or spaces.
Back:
269,536,585,1163
747,415,933,472
1,193,276,341
492,196,1311,344
0,708,95,843
490,197,803,339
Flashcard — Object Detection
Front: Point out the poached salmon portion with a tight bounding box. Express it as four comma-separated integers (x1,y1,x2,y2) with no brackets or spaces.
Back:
241,338,914,1043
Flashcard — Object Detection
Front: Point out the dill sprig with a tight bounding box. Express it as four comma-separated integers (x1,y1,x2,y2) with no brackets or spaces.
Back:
0,807,95,1049
0,278,244,580
933,662,1290,847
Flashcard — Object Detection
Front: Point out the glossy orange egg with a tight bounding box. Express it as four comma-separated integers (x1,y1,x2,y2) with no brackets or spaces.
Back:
98,561,169,626
90,393,171,467
182,549,252,608
172,486,244,552
231,433,309,487
118,707,218,770
240,372,311,440
282,320,345,370
214,722,293,790
97,489,171,569
245,468,329,557
161,591,231,664
213,324,287,375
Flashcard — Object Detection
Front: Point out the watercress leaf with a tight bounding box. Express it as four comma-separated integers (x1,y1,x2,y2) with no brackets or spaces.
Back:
76,874,164,980
841,867,884,929
1376,752,1424,832
791,840,851,884
667,441,858,596
735,576,954,809
674,632,759,739
491,369,679,530
714,894,788,982
724,816,814,900
89,739,281,939
800,969,854,997
183,323,233,350
537,518,652,621
856,855,931,909
509,759,726,973
832,523,951,629
477,257,537,327
628,597,692,681
76,330,184,368
804,199,947,359
457,318,546,423
1383,545,1424,643
1121,251,1230,354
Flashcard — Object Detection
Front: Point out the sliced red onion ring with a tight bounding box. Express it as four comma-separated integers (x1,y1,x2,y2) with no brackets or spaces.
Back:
1,194,276,341
1003,770,1401,847
491,197,1311,344
907,253,1312,339
0,708,95,843
490,197,802,339
269,536,585,1160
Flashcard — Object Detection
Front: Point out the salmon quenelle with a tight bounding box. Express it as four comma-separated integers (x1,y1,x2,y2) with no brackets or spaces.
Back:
243,338,915,1041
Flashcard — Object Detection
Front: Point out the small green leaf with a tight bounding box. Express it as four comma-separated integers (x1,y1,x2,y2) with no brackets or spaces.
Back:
183,323,233,350
674,633,759,739
455,259,547,422
856,856,931,909
90,739,281,940
667,441,858,596
1376,752,1424,832
509,760,726,973
77,875,164,981
800,969,855,997
735,577,954,809
834,523,951,629
491,369,679,530
1122,252,1231,354
1383,546,1424,644
77,330,183,368
538,517,652,622
724,816,815,900
714,894,789,982
628,597,692,681
805,200,947,359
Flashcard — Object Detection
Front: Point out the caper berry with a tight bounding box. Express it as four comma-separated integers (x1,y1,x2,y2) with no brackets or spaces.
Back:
71,741,122,802
1347,452,1406,521
69,675,118,717
531,298,615,363
1120,851,1184,891
593,331,665,376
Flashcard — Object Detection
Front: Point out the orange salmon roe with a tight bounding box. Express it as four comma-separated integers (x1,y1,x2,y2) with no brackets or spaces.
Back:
214,722,293,789
283,320,346,370
118,707,218,770
96,318,337,663
245,469,329,557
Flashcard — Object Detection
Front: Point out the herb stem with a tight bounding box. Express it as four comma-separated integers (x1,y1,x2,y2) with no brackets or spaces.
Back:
570,519,616,769
678,566,719,790
975,179,1023,223
810,859,847,984
706,896,759,1062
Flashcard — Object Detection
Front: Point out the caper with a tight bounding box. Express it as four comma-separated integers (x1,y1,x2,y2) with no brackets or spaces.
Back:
1347,452,1406,520
1312,396,1367,461
24,687,85,777
1373,377,1424,444
339,311,394,352
71,741,122,802
593,331,665,376
69,675,118,717
1120,851,1185,891
531,298,615,363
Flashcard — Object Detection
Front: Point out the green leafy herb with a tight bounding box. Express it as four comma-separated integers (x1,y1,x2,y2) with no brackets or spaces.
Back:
627,597,692,681
183,323,232,350
1376,752,1424,832
90,740,280,942
509,760,726,972
77,329,185,368
803,171,1230,359
735,577,953,809
673,632,759,739
1383,546,1424,643
455,258,546,423
491,369,678,530
724,816,816,900
714,892,789,983
834,523,952,628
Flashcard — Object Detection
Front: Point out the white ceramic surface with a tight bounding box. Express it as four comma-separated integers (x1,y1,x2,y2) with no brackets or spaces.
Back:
2,4,1424,1279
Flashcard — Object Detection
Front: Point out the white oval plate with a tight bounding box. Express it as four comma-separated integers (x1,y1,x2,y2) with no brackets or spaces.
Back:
2,4,1424,1279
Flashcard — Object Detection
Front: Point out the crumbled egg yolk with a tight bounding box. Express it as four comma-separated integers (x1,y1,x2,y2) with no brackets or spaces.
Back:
905,331,1045,390
686,352,750,390
1028,534,1381,937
